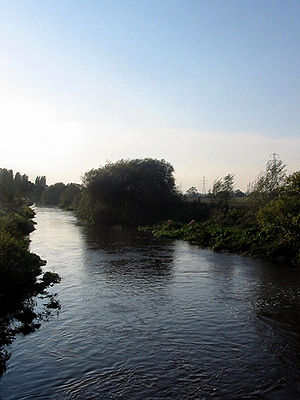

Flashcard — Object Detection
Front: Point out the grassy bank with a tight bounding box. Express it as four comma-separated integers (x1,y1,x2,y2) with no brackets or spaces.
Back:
142,219,299,265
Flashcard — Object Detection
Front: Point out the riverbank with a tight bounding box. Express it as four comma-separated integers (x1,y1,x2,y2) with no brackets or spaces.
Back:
140,218,300,266
0,200,60,375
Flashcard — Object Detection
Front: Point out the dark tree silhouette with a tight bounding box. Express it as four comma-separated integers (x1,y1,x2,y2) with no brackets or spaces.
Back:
79,158,180,225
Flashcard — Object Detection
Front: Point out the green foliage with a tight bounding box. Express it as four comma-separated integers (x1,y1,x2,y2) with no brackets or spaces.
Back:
41,182,66,205
0,168,47,203
172,199,211,223
256,171,300,263
0,209,36,238
0,169,14,193
75,190,101,224
35,176,46,187
0,186,19,210
250,160,286,205
0,193,61,374
284,171,300,195
32,176,47,202
58,183,82,210
79,158,180,225
41,271,61,286
0,201,48,312
149,169,300,265
0,231,43,309
185,186,199,200
151,221,266,257
233,189,246,197
0,168,34,199
212,173,235,211
40,182,82,209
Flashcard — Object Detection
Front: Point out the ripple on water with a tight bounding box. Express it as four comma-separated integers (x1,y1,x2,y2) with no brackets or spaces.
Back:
1,207,300,400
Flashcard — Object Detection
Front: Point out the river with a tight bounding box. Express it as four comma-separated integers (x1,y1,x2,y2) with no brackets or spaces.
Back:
1,207,300,399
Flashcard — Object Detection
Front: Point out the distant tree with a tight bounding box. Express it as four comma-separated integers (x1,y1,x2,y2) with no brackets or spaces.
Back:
0,186,17,210
233,189,246,197
0,169,32,199
59,183,82,210
13,172,22,195
32,176,47,203
250,160,286,206
79,158,180,225
0,169,14,193
212,173,235,211
20,174,31,197
185,186,199,200
14,172,22,184
206,189,214,198
41,183,66,205
35,176,46,187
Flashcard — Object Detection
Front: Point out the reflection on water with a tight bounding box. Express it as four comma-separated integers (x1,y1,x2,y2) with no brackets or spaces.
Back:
0,207,300,399
83,224,175,285
251,266,300,398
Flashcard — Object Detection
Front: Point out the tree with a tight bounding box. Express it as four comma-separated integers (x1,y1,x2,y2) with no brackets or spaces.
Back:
185,187,199,200
41,183,66,205
283,170,300,196
250,160,286,205
59,183,82,210
35,176,46,187
257,170,300,263
212,174,235,211
233,189,246,197
0,169,14,194
79,158,180,225
33,176,47,203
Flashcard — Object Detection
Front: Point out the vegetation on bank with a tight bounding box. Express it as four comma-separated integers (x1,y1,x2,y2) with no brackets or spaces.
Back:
72,157,298,265
0,176,61,375
142,164,300,266
1,158,299,268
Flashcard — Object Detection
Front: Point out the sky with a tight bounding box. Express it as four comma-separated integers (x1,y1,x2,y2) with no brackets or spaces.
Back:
1,0,300,192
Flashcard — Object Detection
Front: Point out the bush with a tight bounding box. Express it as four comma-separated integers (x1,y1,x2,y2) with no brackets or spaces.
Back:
0,231,44,311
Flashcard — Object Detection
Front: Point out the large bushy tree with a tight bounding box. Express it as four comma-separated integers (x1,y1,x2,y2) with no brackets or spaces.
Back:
78,158,180,225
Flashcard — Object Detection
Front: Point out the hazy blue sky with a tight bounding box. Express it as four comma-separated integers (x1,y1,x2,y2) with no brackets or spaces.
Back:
1,0,300,190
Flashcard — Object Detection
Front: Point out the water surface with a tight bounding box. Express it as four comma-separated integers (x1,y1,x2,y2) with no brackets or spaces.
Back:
1,207,300,399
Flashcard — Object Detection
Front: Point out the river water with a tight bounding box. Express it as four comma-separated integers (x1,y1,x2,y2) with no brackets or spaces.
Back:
1,207,300,399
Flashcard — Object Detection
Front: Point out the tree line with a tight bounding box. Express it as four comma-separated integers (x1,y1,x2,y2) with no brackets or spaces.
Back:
1,159,299,266
0,168,83,210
